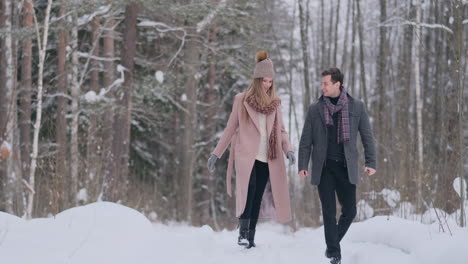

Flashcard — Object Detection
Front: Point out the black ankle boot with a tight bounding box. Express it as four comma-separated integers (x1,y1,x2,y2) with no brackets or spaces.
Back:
330,257,341,264
238,219,249,246
245,229,256,249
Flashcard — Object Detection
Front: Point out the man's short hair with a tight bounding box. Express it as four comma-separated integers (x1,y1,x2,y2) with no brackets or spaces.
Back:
321,68,344,87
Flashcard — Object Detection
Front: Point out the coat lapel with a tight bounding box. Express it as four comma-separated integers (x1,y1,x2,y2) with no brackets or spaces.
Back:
266,109,276,138
347,93,354,116
243,100,261,132
318,96,326,127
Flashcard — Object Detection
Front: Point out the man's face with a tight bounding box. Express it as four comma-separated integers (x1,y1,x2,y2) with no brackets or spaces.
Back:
321,75,341,97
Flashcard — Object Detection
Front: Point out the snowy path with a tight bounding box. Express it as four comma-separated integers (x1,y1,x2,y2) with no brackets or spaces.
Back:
151,223,421,264
0,203,466,264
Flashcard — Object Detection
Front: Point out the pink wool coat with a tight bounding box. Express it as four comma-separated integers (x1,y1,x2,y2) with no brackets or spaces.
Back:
212,92,293,223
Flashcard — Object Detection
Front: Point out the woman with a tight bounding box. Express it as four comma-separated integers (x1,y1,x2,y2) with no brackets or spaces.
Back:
207,50,295,249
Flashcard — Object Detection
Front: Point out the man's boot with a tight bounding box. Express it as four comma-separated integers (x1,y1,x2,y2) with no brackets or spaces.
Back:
238,219,249,246
245,229,256,249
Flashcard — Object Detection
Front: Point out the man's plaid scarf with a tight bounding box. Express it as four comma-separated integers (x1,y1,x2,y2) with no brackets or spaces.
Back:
323,88,350,143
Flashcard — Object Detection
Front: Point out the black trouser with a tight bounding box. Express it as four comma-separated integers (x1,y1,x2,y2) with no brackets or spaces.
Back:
318,159,357,259
240,160,269,230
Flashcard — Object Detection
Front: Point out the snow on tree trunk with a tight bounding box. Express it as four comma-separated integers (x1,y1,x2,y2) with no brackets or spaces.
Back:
86,16,101,202
100,18,116,201
109,2,139,202
413,0,424,212
450,0,465,227
54,3,68,214
298,0,311,116
70,15,80,206
180,38,200,223
27,0,53,219
2,0,20,214
19,0,34,213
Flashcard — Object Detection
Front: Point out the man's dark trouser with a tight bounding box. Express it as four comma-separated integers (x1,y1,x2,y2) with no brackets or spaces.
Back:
318,159,357,259
240,160,270,230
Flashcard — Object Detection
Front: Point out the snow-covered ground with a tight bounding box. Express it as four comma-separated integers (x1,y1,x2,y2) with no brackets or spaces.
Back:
0,202,466,264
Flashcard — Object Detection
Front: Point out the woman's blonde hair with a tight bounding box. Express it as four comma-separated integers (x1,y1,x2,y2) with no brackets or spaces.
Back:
242,78,277,120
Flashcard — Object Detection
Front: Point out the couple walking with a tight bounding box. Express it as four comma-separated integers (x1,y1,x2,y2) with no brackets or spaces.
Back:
207,51,376,264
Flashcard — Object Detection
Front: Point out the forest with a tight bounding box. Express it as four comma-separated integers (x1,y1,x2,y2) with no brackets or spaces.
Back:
0,0,466,229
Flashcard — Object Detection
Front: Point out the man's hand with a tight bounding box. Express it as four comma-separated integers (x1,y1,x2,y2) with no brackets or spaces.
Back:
298,170,308,179
364,167,376,176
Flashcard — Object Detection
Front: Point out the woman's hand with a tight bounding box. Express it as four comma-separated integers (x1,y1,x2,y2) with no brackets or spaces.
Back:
207,154,218,172
286,151,295,166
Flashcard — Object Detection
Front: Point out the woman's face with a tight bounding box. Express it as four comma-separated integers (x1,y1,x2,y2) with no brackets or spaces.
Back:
262,77,273,92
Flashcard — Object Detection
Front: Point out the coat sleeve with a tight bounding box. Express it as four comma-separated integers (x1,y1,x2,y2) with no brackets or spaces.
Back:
278,104,293,155
212,94,241,158
358,101,377,170
298,105,313,172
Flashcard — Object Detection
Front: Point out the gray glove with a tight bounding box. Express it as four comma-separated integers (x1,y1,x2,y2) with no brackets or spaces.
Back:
287,151,295,166
207,154,218,172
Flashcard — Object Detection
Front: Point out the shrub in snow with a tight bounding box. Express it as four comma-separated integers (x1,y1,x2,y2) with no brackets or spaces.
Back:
380,188,401,208
356,200,374,221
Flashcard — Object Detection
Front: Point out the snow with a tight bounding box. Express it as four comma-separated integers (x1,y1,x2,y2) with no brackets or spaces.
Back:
381,188,401,208
77,5,111,26
0,202,467,264
0,203,156,264
0,140,12,157
155,70,164,84
76,188,88,203
196,0,228,33
356,199,374,220
453,177,467,199
83,90,99,103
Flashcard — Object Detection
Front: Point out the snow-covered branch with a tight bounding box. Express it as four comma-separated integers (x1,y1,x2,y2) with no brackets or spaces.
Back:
196,0,228,33
138,21,187,66
76,51,120,62
77,5,112,26
380,17,454,34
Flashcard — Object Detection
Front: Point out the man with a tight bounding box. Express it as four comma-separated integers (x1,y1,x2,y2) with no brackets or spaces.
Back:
298,68,376,264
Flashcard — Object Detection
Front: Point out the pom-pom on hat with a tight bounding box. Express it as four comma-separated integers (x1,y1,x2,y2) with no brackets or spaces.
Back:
253,50,275,79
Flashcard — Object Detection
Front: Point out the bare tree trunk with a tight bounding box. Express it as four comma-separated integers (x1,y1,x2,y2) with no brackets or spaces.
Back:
340,0,351,70
449,0,465,225
204,23,220,229
19,0,33,212
27,0,53,219
356,0,367,106
86,16,101,201
70,13,80,206
398,2,414,208
54,3,68,214
0,0,19,214
413,0,424,211
180,38,200,223
110,2,139,202
327,0,333,66
0,0,6,212
333,0,341,66
372,0,388,199
349,0,356,94
100,18,116,201
320,0,325,69
299,0,311,115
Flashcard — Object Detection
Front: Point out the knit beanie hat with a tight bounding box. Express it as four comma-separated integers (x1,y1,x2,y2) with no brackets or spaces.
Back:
253,50,275,79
